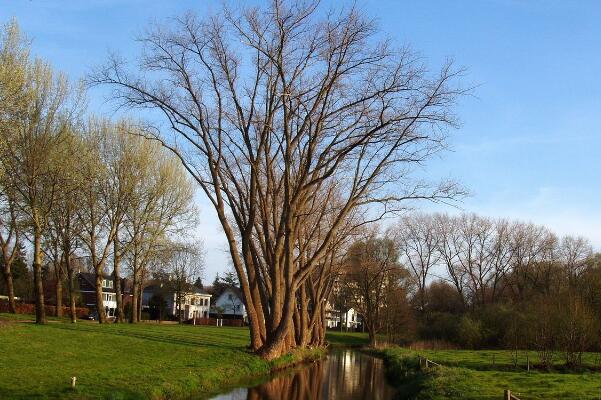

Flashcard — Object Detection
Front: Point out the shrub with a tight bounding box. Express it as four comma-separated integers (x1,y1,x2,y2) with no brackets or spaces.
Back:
457,316,483,349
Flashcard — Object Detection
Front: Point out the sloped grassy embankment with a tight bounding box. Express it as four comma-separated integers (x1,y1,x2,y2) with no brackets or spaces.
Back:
0,313,324,400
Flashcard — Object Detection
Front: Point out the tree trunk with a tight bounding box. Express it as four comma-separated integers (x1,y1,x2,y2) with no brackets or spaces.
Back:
55,269,63,317
66,258,77,323
367,322,377,347
113,237,124,323
33,228,46,324
130,277,138,323
95,271,107,323
137,282,143,321
178,292,183,324
2,268,16,313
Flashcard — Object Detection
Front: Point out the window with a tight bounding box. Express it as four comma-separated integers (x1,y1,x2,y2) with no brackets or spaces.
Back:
102,279,113,289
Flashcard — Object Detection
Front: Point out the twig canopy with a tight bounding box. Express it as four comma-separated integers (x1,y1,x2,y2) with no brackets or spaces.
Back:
90,0,465,359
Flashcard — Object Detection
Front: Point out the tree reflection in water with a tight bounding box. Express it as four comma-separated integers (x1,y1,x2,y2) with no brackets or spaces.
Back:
213,350,395,400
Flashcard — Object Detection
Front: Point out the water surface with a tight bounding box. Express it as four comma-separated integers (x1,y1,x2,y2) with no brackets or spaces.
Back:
212,349,396,400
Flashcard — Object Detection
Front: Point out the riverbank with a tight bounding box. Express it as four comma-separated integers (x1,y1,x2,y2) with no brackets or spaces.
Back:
378,347,601,399
0,313,325,399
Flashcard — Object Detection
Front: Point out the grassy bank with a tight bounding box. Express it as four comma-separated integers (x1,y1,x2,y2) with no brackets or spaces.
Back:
324,331,369,347
0,313,324,400
379,347,601,399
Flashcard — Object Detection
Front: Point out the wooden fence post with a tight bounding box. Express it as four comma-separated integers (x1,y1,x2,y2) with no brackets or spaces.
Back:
504,389,511,400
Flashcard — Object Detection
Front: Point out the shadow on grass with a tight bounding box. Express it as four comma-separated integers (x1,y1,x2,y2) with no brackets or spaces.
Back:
43,323,251,352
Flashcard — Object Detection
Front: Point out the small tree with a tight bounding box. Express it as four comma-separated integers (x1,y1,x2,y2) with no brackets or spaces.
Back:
163,241,205,323
556,294,598,367
344,233,407,346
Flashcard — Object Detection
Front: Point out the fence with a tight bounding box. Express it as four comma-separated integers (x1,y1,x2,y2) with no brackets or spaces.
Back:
418,354,522,400
191,317,244,327
504,389,521,400
418,355,441,369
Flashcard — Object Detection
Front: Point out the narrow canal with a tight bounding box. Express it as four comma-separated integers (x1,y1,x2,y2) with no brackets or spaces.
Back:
212,349,396,400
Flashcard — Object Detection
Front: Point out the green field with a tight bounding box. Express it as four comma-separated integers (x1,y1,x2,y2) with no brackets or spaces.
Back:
381,348,601,399
0,313,323,400
5,314,601,400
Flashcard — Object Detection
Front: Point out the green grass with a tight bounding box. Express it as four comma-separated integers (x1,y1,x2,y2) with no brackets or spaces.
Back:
380,347,601,399
405,348,601,371
0,313,323,400
325,331,369,347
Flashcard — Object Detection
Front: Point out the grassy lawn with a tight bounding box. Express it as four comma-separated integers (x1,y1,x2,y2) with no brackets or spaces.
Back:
0,313,322,400
381,347,601,399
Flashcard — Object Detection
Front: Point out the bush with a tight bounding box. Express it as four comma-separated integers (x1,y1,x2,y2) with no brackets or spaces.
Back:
457,316,483,349
419,312,460,343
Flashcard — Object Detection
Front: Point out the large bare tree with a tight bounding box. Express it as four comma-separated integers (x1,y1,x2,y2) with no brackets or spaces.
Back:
92,1,463,358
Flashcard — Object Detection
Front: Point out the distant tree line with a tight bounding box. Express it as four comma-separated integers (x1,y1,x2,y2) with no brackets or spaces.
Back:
337,212,600,367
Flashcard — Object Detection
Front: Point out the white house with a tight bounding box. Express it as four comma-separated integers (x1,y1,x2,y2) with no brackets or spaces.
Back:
211,287,247,321
143,283,212,320
325,302,362,330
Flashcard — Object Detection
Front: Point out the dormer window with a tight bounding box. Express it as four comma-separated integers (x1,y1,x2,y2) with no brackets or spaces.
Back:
102,279,113,289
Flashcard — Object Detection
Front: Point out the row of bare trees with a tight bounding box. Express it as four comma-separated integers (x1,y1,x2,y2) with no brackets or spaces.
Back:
385,212,601,365
393,212,593,310
0,20,197,324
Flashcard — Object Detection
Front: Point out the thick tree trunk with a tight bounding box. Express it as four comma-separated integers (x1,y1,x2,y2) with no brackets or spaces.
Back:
32,228,46,324
113,237,124,323
2,268,16,313
95,271,107,323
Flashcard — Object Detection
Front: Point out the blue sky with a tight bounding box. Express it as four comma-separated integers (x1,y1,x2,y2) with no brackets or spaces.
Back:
3,0,600,279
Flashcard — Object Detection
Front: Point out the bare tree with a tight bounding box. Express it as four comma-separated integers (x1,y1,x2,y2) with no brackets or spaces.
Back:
119,140,196,323
559,235,593,280
44,131,87,321
393,213,440,313
0,20,29,314
435,213,468,304
509,221,557,300
1,26,82,323
162,241,205,323
78,119,123,324
0,185,21,313
344,233,406,346
91,1,464,358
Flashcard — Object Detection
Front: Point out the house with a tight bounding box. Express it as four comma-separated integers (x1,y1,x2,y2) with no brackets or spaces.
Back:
142,283,212,320
210,287,247,321
325,302,362,330
77,272,130,318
